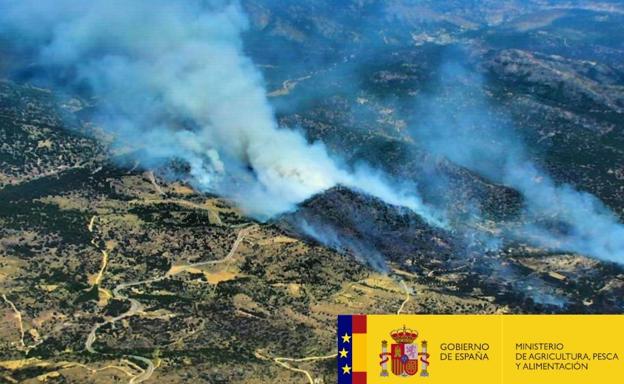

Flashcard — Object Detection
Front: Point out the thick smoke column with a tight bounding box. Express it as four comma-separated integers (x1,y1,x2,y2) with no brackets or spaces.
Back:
412,62,624,263
0,0,441,225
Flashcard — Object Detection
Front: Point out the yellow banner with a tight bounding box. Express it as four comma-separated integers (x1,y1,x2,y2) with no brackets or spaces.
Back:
342,315,624,383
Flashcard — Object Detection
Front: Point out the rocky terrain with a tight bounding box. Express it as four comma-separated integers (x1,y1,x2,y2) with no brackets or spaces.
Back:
0,79,514,383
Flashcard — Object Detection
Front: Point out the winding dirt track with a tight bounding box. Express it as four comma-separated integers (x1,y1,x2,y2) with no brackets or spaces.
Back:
167,224,257,276
85,216,256,383
397,280,411,315
1,294,41,353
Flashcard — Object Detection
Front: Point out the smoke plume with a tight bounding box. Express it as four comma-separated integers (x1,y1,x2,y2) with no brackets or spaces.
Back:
0,0,442,225
411,61,624,263
2,0,623,266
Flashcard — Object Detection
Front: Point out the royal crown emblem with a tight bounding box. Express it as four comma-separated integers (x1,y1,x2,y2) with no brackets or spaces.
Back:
390,326,419,344
380,325,430,378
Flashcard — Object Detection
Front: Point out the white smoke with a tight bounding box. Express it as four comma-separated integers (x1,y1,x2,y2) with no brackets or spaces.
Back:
0,0,443,224
412,62,624,263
